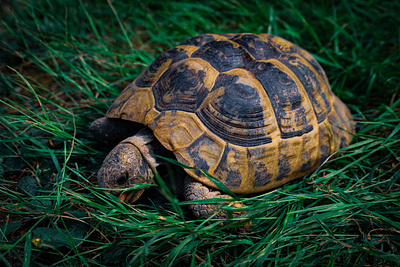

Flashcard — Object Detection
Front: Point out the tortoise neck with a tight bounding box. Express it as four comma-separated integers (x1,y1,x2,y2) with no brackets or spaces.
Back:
120,127,166,169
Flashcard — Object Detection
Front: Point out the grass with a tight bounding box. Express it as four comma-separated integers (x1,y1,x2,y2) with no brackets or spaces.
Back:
0,0,399,265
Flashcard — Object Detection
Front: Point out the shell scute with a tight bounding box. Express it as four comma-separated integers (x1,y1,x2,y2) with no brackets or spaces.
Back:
278,54,332,123
175,132,226,185
264,34,300,54
318,123,333,164
276,138,302,181
150,111,206,151
248,60,316,139
229,33,281,60
135,46,197,88
152,58,218,113
329,95,355,149
248,145,278,190
178,34,227,47
196,68,279,147
212,144,247,189
191,40,254,72
107,85,154,124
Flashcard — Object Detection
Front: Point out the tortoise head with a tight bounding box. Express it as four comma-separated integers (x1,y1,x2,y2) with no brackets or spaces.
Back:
97,140,152,203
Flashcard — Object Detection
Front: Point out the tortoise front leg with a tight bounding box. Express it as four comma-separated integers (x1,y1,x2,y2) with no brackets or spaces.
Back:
183,176,245,219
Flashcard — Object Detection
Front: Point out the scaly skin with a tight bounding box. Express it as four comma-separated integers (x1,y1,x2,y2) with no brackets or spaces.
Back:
97,138,152,203
184,176,245,219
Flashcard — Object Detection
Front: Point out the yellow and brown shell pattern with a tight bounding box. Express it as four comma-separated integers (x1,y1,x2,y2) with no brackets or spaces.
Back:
107,33,355,194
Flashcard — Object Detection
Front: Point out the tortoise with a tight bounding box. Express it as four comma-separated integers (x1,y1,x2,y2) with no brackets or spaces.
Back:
91,33,355,218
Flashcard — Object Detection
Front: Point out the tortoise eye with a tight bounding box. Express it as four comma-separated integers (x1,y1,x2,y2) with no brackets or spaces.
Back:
116,172,129,185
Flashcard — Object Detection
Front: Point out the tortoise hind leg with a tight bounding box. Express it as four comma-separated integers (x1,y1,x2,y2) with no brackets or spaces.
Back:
184,176,245,220
89,117,143,145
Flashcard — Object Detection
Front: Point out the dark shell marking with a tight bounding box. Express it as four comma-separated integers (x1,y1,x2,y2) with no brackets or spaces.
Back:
152,59,213,112
107,33,355,194
135,46,191,88
247,60,314,139
231,33,282,60
197,72,273,147
191,40,253,72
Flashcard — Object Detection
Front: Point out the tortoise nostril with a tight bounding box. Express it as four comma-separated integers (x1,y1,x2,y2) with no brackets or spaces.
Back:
116,172,129,185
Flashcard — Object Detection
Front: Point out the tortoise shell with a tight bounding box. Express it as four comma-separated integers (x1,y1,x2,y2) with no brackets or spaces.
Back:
106,33,355,194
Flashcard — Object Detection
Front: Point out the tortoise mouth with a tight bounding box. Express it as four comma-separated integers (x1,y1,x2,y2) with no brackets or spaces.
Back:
118,188,146,203
117,191,130,202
